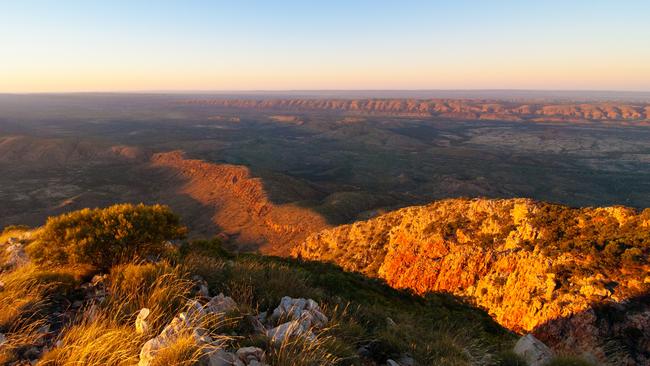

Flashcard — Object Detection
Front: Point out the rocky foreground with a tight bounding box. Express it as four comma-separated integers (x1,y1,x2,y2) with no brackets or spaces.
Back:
0,206,529,366
0,227,566,366
294,198,650,365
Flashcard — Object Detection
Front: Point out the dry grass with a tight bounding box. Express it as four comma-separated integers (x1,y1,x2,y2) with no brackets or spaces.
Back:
148,332,205,366
104,261,195,334
39,316,146,365
0,263,92,328
0,261,93,364
268,325,344,366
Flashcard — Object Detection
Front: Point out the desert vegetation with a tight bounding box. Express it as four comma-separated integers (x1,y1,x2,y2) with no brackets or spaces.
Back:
2,203,589,365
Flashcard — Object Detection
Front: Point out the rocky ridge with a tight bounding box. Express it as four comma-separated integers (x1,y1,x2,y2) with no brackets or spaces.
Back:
151,151,329,254
181,99,650,123
293,198,650,364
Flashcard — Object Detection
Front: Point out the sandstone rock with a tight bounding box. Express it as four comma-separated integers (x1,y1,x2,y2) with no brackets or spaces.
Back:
269,296,327,329
236,346,265,364
139,297,239,366
136,308,151,334
139,337,165,366
139,314,203,366
266,319,314,346
207,349,237,366
206,293,237,314
514,334,554,366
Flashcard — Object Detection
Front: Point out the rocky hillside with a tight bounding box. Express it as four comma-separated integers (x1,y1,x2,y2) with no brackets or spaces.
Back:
151,151,329,254
2,204,546,366
181,99,650,123
294,198,650,365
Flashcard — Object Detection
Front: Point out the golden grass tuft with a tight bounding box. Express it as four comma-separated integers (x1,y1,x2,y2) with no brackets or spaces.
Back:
39,316,146,365
268,326,344,366
104,261,195,334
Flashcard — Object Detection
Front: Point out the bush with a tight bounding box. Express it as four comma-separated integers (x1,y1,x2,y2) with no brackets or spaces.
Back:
180,238,229,259
27,204,187,268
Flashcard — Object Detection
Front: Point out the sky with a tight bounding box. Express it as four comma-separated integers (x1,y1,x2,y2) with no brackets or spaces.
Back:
1,0,649,93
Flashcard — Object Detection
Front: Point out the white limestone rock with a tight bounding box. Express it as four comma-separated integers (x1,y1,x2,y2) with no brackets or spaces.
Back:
513,334,554,366
135,308,151,334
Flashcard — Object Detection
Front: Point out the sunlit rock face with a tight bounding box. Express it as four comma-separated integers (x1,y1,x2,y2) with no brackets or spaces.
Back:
294,198,650,364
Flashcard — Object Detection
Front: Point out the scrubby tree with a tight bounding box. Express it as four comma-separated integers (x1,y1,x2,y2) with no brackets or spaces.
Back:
27,204,187,268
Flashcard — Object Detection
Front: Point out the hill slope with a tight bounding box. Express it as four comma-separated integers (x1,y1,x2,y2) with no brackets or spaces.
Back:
1,205,523,366
294,198,650,364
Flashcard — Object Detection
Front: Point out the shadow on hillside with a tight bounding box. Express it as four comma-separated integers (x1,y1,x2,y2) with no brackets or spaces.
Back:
532,291,650,365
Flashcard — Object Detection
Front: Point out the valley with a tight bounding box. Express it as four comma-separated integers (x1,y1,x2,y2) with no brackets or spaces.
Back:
1,94,649,364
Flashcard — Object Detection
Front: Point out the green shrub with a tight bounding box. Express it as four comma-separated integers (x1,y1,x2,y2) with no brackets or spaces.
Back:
180,238,229,259
26,204,187,268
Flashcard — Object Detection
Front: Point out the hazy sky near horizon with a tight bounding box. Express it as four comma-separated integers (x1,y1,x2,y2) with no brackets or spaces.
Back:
1,0,649,92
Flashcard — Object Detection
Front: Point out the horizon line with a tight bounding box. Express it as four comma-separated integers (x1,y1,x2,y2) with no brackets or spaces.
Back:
3,88,650,95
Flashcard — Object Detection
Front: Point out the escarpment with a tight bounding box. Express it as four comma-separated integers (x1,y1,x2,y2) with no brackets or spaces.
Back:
293,198,650,364
181,98,650,122
151,151,329,254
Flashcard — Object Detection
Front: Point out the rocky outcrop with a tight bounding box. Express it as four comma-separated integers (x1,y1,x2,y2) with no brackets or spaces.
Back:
180,99,650,122
293,198,650,364
151,151,329,254
265,296,328,345
138,294,328,366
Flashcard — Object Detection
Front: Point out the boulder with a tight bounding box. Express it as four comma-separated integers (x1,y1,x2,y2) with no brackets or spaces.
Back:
139,298,234,366
135,308,151,334
207,348,237,366
236,346,266,364
266,319,314,346
513,334,554,366
269,296,327,329
205,293,237,314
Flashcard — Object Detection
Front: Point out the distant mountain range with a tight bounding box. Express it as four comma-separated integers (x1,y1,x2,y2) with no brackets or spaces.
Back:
181,98,650,123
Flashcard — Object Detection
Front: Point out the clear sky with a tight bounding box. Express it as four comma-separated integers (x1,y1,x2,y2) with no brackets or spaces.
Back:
1,0,649,92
